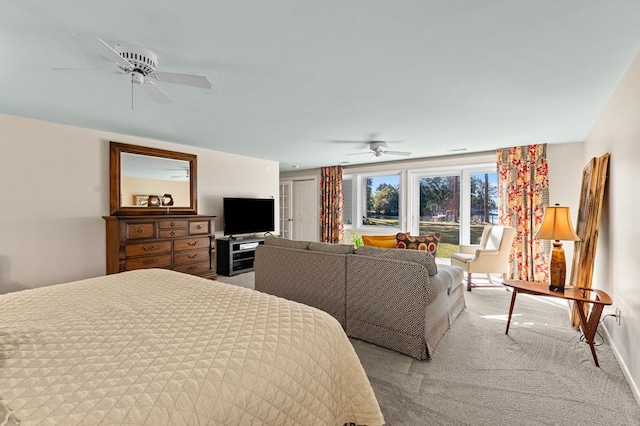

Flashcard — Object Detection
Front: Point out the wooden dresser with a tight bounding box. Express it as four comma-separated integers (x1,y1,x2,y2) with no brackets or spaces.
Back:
104,215,217,280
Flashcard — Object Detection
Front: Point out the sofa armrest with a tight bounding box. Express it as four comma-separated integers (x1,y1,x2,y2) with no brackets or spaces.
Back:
458,244,481,254
467,249,505,271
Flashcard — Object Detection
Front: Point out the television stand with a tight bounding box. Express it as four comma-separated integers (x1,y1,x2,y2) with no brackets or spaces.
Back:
216,236,265,276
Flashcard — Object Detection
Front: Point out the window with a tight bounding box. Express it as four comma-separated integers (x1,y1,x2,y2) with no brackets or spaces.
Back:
342,172,402,229
415,173,461,258
341,160,495,243
469,171,498,244
410,164,496,258
342,176,354,226
362,174,401,228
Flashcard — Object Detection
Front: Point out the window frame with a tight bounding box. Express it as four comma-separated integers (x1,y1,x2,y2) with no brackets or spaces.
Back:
343,170,404,231
408,162,496,245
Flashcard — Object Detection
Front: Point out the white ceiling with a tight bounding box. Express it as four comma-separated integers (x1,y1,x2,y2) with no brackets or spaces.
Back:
2,1,639,171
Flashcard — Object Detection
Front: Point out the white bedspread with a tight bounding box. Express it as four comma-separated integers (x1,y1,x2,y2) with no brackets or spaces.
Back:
0,269,383,425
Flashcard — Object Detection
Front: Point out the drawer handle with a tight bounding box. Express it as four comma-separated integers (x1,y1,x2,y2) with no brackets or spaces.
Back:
197,225,202,230
143,245,156,251
170,231,175,236
170,222,175,227
188,241,198,246
143,259,157,265
187,254,198,259
137,228,145,233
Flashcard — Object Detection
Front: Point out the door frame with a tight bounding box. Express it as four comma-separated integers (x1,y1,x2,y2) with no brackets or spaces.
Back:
279,180,293,239
281,175,318,242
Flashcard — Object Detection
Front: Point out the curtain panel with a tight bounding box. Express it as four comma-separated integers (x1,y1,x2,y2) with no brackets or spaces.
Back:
320,166,344,243
497,144,550,282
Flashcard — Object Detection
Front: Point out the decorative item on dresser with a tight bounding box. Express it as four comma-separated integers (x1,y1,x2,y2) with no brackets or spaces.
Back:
103,215,217,279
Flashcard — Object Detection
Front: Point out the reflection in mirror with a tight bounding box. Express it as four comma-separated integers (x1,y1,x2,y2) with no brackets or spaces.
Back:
120,153,191,207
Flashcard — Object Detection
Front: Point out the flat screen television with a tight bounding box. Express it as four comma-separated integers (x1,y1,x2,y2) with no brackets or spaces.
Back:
223,197,275,237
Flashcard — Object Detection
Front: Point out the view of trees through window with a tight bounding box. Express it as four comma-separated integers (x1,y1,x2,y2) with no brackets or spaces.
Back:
363,175,400,227
348,169,497,259
470,172,499,243
419,175,460,256
418,172,497,257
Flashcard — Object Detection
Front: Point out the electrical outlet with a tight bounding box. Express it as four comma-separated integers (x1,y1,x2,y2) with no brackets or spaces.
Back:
615,308,621,325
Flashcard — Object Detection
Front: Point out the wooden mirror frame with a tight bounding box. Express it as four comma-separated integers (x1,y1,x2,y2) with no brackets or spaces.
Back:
109,141,198,216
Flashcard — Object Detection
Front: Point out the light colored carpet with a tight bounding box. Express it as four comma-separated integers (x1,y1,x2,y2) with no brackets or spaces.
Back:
217,272,640,425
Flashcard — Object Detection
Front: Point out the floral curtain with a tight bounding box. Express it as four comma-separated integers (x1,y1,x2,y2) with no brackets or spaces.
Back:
497,144,549,282
320,165,344,243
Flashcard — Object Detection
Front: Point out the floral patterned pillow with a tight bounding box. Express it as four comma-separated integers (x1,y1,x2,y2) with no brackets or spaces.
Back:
395,233,440,255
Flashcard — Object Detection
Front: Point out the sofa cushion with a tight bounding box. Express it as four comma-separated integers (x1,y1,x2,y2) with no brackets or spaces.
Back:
355,246,438,276
362,233,408,248
396,233,440,255
264,236,310,250
308,241,355,254
355,245,389,257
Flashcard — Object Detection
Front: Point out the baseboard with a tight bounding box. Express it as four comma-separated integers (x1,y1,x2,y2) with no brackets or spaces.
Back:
602,322,640,406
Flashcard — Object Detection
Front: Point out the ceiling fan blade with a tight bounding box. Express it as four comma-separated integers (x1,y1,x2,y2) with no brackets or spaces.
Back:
153,71,212,89
140,81,171,103
385,150,412,156
77,34,133,71
331,140,367,143
52,67,123,74
346,152,372,156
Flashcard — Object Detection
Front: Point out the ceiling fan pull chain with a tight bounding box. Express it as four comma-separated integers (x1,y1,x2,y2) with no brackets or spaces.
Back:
131,75,134,110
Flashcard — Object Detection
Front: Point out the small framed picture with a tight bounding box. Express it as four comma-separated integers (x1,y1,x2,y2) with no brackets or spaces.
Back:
134,195,149,206
147,195,161,207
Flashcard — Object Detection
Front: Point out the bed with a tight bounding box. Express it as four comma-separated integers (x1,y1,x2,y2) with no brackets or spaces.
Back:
0,269,383,425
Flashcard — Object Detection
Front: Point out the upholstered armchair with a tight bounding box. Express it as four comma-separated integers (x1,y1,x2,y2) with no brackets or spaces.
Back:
450,225,516,291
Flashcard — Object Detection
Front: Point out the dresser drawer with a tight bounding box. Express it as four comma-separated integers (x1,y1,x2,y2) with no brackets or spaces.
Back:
189,221,210,234
174,237,210,252
174,249,210,266
174,261,211,275
126,223,155,240
125,254,172,270
125,241,172,257
158,229,188,238
158,220,188,229
105,215,217,279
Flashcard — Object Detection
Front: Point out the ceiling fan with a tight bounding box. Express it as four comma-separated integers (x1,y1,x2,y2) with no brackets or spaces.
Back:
54,34,212,105
169,168,189,179
347,141,411,158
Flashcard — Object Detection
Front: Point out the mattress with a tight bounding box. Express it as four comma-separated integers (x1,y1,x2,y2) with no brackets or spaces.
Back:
0,269,383,425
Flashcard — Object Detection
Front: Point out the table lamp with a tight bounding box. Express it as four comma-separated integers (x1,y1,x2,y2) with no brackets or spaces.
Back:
535,204,580,292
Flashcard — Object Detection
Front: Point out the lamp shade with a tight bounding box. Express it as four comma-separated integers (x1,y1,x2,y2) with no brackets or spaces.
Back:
535,204,580,241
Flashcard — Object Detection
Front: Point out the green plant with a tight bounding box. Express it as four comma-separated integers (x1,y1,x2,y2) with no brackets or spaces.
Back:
350,231,364,248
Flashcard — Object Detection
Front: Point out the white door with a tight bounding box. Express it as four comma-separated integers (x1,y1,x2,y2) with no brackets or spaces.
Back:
279,180,293,239
292,179,318,241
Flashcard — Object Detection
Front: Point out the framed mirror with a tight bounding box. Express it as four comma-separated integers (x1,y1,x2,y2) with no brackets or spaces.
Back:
110,141,198,215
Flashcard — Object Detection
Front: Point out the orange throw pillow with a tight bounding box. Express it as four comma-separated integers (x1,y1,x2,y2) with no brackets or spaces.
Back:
362,233,408,248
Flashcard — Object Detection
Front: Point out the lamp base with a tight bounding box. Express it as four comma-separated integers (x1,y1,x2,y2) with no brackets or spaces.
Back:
548,241,566,292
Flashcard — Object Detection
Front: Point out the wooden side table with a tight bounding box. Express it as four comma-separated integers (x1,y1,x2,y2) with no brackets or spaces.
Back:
502,280,612,367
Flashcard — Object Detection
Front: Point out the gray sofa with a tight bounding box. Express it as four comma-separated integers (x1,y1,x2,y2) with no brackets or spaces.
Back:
254,236,465,360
